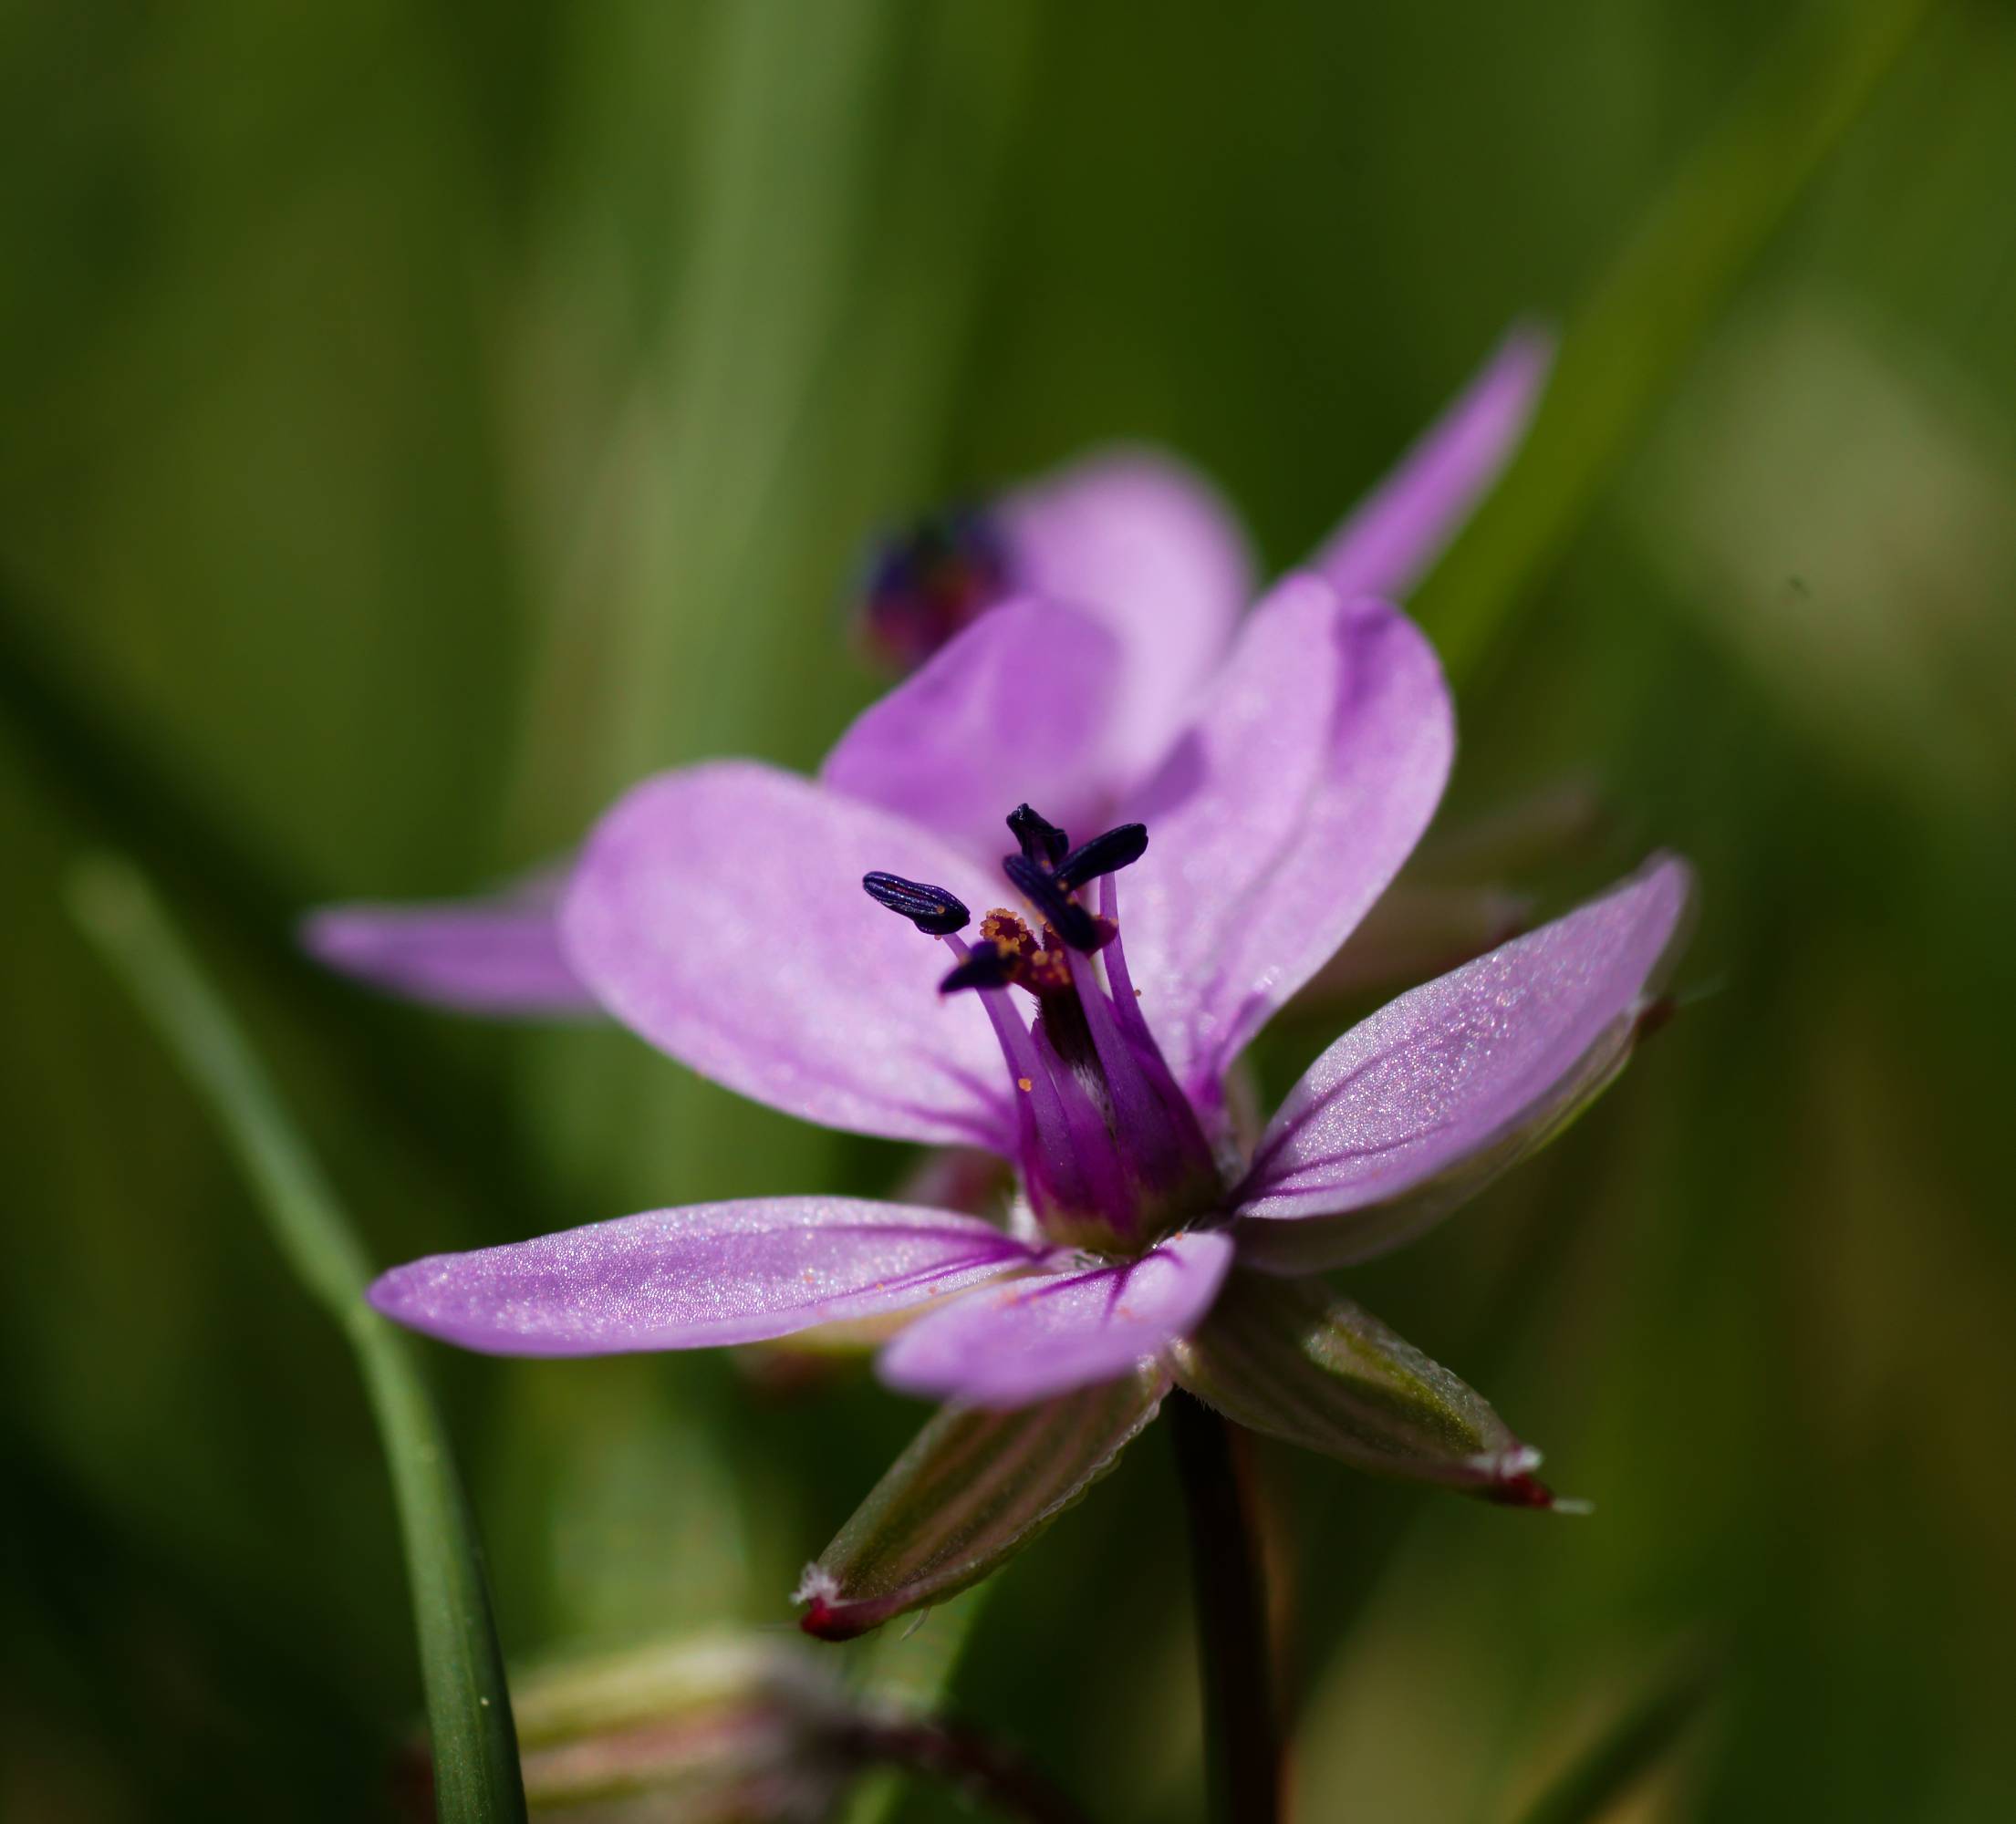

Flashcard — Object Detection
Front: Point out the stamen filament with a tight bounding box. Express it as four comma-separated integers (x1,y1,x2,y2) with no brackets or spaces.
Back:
942,934,1096,1209
868,805,1214,1253
1096,874,1151,1046
1029,1017,1134,1232
1097,873,1200,1126
1067,947,1174,1162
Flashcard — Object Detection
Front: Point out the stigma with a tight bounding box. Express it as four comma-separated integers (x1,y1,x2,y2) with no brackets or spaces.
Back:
860,804,1218,1253
858,508,1015,672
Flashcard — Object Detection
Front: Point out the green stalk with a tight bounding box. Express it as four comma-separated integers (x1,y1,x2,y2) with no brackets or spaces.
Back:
1415,0,1942,684
69,857,526,1824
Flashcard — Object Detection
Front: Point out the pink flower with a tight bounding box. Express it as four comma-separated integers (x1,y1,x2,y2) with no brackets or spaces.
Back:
367,565,1692,1637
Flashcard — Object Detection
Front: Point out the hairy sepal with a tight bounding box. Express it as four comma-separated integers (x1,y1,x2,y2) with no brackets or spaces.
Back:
797,1365,1169,1639
1168,1270,1560,1505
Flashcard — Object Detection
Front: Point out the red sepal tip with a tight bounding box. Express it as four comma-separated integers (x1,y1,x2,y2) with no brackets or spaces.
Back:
799,1596,877,1643
1482,1469,1558,1509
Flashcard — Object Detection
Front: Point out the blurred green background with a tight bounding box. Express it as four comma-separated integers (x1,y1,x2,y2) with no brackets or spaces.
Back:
5,0,2015,1818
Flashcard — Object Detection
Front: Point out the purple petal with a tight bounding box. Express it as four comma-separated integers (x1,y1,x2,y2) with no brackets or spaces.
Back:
877,1228,1234,1408
302,868,598,1017
819,598,1123,860
1233,855,1695,1270
798,1365,1169,1639
1311,324,1554,600
999,449,1253,784
1119,581,1454,1101
560,762,1017,1151
368,1197,1037,1355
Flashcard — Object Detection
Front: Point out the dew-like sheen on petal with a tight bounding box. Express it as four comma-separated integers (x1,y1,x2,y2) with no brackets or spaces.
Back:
876,1228,1235,1407
1231,855,1694,1270
369,1197,1037,1355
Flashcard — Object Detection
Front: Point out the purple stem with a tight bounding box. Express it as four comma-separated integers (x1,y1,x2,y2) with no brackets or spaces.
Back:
841,1712,1094,1824
1170,1392,1282,1824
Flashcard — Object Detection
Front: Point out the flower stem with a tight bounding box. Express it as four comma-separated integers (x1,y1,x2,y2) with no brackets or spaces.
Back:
69,857,525,1824
1170,1392,1281,1824
844,1713,1092,1824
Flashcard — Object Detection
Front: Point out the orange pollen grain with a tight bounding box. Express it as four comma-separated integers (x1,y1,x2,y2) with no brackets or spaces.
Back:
1028,948,1072,992
981,908,1036,960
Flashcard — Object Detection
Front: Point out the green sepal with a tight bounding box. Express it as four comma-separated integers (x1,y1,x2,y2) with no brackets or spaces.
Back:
798,1366,1169,1639
1169,1270,1564,1507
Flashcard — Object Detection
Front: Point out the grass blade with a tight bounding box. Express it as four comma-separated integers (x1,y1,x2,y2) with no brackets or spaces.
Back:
68,855,527,1824
1512,1651,1720,1824
1415,0,1941,683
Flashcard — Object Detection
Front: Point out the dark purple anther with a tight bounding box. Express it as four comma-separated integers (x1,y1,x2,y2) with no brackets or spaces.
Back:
1002,855,1102,952
870,803,1218,1249
862,873,972,936
1007,803,1070,870
1055,823,1148,893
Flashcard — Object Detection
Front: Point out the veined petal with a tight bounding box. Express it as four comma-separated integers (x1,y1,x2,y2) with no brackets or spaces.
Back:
797,1365,1169,1640
877,1228,1234,1409
1233,855,1695,1271
302,868,597,1016
1169,1270,1558,1503
368,1197,1037,1355
562,762,1016,1151
1121,581,1453,1100
1311,324,1554,600
1000,449,1253,784
819,598,1122,860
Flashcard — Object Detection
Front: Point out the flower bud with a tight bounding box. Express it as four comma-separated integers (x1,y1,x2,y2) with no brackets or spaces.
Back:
510,1635,857,1822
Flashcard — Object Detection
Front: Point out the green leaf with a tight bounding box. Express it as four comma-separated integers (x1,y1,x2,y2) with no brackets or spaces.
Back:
68,856,527,1824
1512,1650,1720,1824
1414,0,1940,684
1169,1272,1562,1507
799,1368,1169,1641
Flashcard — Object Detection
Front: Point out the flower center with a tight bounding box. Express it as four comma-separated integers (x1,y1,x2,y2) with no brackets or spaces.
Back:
863,805,1220,1252
858,508,1014,672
